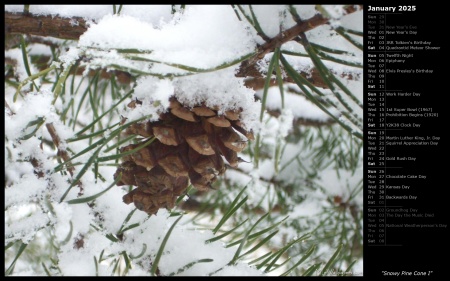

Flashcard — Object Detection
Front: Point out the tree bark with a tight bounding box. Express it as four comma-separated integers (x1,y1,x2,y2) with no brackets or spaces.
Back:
5,11,88,40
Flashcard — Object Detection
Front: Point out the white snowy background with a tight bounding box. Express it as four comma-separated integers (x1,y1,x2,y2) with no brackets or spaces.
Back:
5,5,363,276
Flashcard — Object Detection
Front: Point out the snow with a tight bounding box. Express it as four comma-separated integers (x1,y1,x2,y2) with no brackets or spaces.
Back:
5,205,50,244
5,48,38,86
211,263,264,276
5,4,363,276
256,86,333,121
321,5,347,21
317,168,363,205
173,70,261,130
4,174,47,209
58,247,98,276
124,69,261,131
77,6,255,68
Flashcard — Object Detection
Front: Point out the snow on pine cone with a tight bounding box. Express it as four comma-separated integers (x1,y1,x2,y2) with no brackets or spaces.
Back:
114,97,254,215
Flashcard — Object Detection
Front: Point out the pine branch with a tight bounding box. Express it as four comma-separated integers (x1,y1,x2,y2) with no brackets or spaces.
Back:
235,5,362,78
46,123,84,196
5,8,362,89
5,11,88,40
5,55,134,84
243,67,360,91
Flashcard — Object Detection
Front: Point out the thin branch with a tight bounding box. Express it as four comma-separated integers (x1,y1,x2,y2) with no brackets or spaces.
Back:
45,123,74,176
5,11,88,40
5,100,15,116
243,66,360,91
236,5,362,78
46,122,84,196
5,55,133,84
26,34,67,48
30,158,45,178
5,34,23,49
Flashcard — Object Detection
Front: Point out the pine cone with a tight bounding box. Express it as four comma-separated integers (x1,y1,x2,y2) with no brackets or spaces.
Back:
114,97,254,215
